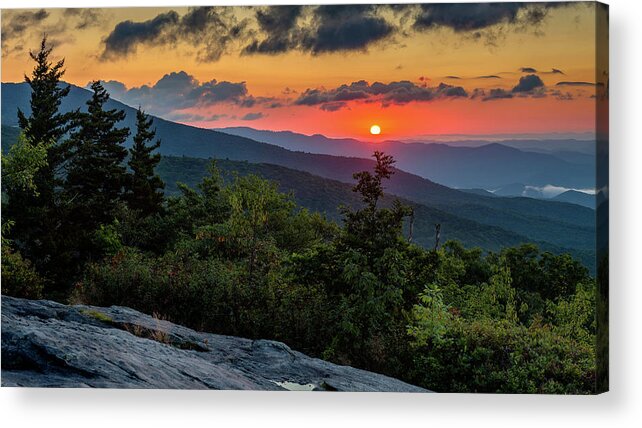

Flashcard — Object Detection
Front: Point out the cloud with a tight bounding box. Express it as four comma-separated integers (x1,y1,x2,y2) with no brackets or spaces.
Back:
99,3,578,61
411,3,574,46
63,8,104,30
240,112,265,121
319,102,349,112
104,5,395,61
414,3,527,32
2,8,107,56
475,75,501,79
101,11,179,59
1,9,49,54
520,66,566,75
301,5,394,54
101,7,248,62
1,9,49,39
472,74,550,101
295,79,467,110
549,90,574,101
243,5,394,55
243,6,303,54
473,88,514,102
556,81,603,87
512,74,544,93
97,71,261,119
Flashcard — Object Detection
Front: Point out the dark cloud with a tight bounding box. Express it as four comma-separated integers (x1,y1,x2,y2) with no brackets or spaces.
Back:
243,5,394,56
101,7,248,62
475,88,514,101
520,67,566,75
177,7,249,62
412,3,573,46
472,73,550,101
295,79,467,110
240,112,265,121
556,81,603,87
100,3,576,61
512,74,545,92
301,5,393,54
414,3,526,32
549,90,574,101
97,71,259,119
320,102,349,112
101,11,179,59
445,74,501,81
243,6,303,54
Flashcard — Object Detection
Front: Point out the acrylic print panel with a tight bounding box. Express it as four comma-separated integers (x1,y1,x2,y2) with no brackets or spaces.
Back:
0,2,608,394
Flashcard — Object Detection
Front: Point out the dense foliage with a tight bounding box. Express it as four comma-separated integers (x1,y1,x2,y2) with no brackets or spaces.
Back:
1,39,599,393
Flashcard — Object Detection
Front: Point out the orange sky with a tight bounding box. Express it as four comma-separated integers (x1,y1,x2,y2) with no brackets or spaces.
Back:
1,3,606,139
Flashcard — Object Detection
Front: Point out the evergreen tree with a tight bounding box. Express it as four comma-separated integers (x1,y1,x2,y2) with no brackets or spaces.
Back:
125,108,165,216
17,37,76,153
64,81,130,251
4,37,77,295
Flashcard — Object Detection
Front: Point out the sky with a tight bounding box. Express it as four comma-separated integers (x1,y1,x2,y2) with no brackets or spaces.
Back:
1,3,608,140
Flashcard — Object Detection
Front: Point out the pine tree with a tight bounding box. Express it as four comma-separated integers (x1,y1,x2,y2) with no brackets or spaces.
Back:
4,37,78,295
65,81,130,236
125,108,165,216
17,37,76,152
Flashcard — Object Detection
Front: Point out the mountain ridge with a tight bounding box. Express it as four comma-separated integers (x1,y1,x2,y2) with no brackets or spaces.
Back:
218,126,595,189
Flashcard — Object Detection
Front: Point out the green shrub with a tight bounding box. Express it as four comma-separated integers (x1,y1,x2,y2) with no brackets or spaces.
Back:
409,317,596,394
1,246,44,299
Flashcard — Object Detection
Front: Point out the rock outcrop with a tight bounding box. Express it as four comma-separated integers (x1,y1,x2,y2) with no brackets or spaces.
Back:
1,296,427,392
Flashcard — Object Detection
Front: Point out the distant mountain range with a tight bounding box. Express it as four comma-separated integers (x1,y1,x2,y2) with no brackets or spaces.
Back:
1,82,597,270
463,183,595,209
218,126,595,190
552,190,596,209
401,137,596,155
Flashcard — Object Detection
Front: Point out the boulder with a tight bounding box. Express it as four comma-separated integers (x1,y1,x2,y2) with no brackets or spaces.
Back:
1,296,427,392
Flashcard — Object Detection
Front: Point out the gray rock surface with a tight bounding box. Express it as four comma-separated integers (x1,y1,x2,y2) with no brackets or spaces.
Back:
1,296,427,392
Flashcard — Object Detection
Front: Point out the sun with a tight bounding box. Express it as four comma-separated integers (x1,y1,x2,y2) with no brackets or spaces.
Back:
370,124,381,135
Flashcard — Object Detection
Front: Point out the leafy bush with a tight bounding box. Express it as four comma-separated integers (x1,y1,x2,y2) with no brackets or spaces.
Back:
1,246,45,299
409,317,596,394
